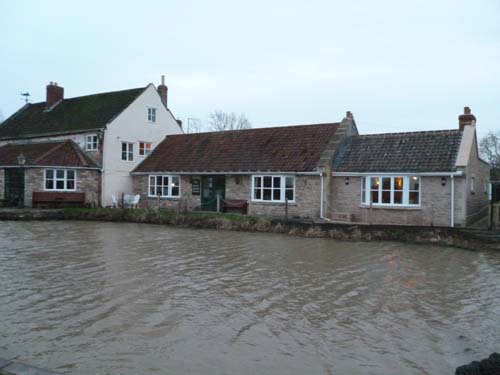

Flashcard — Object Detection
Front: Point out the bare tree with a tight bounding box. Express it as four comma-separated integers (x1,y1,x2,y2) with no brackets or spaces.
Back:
208,110,251,131
0,109,3,124
480,130,500,180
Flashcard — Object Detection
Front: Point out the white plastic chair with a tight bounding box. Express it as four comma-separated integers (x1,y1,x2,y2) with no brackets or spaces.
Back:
130,194,140,209
111,194,119,208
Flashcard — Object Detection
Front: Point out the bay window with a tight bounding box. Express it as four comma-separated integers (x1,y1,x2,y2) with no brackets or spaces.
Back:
362,176,420,206
44,169,76,191
252,175,295,202
149,175,180,198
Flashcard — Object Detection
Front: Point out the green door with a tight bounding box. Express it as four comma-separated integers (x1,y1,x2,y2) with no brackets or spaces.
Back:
4,168,25,207
201,176,225,211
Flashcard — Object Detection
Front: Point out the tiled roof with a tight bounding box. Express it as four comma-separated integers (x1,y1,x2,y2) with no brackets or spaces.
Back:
334,130,463,173
0,87,146,140
134,123,340,173
0,140,100,168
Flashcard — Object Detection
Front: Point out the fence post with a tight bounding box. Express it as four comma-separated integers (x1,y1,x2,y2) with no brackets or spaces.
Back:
157,192,161,211
285,198,288,222
217,194,221,213
121,193,125,209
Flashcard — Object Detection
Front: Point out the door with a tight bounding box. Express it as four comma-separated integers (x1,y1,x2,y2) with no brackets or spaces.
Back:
4,168,25,207
201,176,225,211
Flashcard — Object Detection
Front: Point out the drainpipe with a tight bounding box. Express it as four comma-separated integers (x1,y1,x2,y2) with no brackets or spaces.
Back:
451,174,455,227
320,172,324,219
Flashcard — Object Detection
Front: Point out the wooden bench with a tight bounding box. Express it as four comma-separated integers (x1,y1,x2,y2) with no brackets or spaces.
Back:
223,199,248,214
32,192,85,208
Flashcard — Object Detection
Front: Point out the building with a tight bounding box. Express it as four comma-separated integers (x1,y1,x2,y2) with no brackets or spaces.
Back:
132,113,358,218
0,77,182,207
332,107,490,227
132,108,489,227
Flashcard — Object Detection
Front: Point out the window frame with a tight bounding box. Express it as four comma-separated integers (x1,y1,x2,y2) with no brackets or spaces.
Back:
44,169,77,192
361,175,421,207
148,175,181,198
121,142,134,161
147,107,157,123
251,175,295,203
85,134,98,151
139,141,152,157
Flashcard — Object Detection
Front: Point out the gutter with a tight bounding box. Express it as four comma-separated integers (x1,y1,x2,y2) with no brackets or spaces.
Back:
131,170,322,176
333,171,464,177
0,128,105,141
320,171,324,219
0,165,101,171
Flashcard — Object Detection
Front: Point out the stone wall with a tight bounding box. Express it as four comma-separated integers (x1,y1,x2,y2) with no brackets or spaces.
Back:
462,139,490,225
133,174,323,219
24,168,101,207
331,176,467,227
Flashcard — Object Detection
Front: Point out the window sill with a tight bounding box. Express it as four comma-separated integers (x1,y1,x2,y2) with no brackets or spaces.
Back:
360,204,421,210
251,201,297,206
148,196,180,200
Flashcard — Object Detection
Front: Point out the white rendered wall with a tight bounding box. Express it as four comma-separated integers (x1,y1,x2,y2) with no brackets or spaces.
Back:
101,84,182,206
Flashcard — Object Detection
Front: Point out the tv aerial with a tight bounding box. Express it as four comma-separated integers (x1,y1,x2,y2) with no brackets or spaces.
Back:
21,92,30,103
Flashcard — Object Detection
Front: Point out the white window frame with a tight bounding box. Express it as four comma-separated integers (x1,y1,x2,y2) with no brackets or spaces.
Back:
139,141,152,157
251,175,295,203
361,175,421,207
44,169,77,191
148,175,181,198
147,107,157,123
85,134,98,151
470,175,476,194
121,142,134,161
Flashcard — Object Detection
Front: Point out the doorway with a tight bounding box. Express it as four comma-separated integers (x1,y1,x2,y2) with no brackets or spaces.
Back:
4,168,25,207
201,176,225,211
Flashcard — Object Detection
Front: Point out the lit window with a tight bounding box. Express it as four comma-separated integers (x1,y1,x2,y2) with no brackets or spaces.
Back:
85,135,98,151
362,176,420,206
121,142,134,161
139,142,152,156
252,175,295,202
148,175,180,197
147,107,157,123
44,169,76,191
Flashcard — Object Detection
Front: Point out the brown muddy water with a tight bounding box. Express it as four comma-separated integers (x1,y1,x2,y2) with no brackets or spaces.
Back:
0,221,499,375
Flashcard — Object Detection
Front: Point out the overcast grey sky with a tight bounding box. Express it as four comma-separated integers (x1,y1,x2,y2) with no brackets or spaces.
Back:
1,0,499,137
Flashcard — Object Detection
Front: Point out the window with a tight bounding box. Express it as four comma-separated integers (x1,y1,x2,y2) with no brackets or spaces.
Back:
149,175,180,197
85,135,98,151
362,176,420,206
121,142,134,161
44,169,76,191
252,175,295,202
139,142,152,156
147,107,157,123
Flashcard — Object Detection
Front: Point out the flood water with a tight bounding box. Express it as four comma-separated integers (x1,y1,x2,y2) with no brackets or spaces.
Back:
1,221,499,375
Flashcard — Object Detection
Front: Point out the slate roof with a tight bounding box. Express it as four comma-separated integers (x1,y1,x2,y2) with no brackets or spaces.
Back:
134,123,340,173
0,140,100,168
0,87,146,140
334,130,463,173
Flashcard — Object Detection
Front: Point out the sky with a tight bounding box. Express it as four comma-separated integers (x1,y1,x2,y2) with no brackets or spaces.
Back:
1,0,499,138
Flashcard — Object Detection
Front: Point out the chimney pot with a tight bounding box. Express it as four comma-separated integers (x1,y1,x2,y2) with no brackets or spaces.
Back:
345,111,354,119
458,106,476,131
157,75,168,108
46,81,64,109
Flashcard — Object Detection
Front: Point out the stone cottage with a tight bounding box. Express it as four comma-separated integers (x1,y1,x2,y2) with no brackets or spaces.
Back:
0,140,100,207
331,107,490,227
132,113,358,218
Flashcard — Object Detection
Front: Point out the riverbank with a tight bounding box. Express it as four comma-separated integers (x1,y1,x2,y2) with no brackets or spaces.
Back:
0,208,498,251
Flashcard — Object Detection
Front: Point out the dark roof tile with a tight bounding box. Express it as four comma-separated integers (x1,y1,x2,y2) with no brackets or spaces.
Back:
335,130,463,173
0,87,146,140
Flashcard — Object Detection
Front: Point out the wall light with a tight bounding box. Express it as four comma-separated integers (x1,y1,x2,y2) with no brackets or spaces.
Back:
345,177,350,186
441,177,447,186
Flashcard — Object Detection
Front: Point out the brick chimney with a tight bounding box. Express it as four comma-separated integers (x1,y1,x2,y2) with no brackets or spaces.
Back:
46,82,64,109
157,75,168,108
458,106,476,131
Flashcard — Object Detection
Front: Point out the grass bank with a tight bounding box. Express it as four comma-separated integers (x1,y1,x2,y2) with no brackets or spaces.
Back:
0,208,498,251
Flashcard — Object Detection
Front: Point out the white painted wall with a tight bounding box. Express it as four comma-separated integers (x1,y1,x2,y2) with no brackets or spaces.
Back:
101,84,182,206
